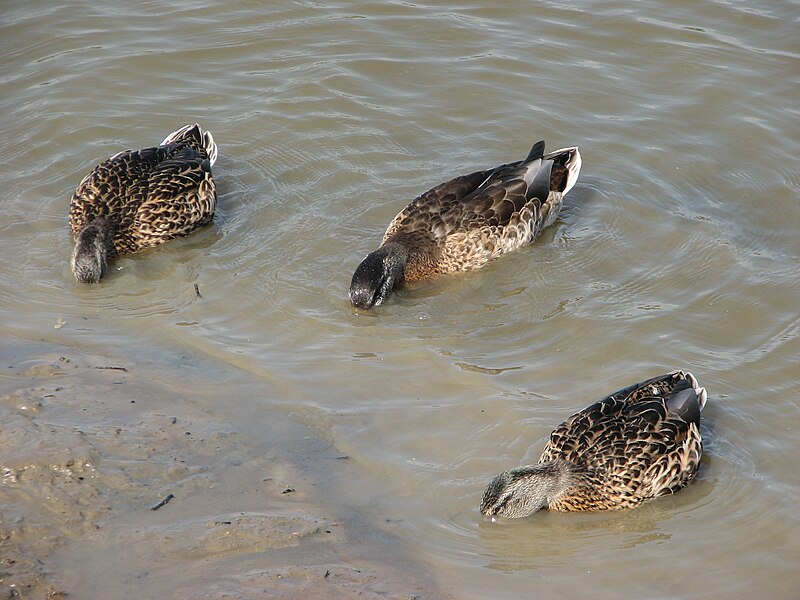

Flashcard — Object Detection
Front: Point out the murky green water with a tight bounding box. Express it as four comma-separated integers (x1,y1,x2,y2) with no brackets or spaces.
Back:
2,0,799,597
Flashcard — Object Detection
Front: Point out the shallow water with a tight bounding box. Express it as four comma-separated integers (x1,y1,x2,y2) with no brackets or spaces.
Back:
2,0,799,597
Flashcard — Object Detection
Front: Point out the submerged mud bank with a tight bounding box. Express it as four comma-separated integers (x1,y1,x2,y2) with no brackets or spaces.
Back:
0,346,445,599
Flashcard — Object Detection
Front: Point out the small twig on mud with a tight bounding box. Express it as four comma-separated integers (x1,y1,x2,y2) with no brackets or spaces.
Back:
95,366,128,372
194,283,201,298
150,494,175,511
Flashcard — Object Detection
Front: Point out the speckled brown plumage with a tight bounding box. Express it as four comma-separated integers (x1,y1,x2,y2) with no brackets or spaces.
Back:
480,371,707,517
349,140,581,309
69,123,217,283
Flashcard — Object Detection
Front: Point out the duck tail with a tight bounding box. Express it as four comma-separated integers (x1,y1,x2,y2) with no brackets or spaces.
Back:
664,371,707,424
71,218,112,284
685,371,708,412
160,123,218,167
546,146,582,195
524,140,546,162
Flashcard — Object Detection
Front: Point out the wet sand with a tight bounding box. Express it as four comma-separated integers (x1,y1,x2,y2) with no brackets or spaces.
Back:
1,342,446,599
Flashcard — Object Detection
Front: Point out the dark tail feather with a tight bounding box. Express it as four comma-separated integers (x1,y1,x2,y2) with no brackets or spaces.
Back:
665,387,703,424
525,140,546,162
665,372,707,424
528,158,554,202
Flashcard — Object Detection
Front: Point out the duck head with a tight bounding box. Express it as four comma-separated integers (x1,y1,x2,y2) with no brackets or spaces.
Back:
349,243,408,309
71,218,112,284
480,461,576,518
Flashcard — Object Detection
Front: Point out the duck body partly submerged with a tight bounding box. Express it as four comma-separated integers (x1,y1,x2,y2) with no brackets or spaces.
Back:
69,123,217,283
480,371,707,518
349,140,581,309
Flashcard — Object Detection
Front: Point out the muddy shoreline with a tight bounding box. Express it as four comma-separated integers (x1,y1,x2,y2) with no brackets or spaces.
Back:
1,342,447,599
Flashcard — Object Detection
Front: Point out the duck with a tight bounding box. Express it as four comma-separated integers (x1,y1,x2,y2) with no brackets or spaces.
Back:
349,140,581,309
480,371,707,518
69,123,218,283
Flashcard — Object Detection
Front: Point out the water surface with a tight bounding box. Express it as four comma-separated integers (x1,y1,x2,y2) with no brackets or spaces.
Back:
2,0,799,597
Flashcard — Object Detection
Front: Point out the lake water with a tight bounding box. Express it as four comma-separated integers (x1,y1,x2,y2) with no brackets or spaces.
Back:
2,0,798,597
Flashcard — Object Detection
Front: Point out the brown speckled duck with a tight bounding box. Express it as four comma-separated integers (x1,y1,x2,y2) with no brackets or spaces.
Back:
69,123,217,283
480,371,707,518
349,140,581,309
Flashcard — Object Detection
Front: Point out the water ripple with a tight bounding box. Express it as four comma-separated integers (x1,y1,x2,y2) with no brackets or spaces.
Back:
2,0,798,597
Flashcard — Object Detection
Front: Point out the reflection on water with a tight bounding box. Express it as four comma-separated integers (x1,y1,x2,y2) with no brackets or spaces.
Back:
2,0,799,598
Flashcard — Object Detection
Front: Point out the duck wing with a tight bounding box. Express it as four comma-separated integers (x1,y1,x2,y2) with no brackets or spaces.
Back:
129,145,216,249
540,371,705,507
540,394,629,467
69,146,167,238
381,168,495,244
383,141,552,245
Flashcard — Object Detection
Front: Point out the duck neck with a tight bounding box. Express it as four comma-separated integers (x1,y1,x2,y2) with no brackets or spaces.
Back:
481,460,581,518
517,460,579,507
372,241,409,302
379,241,410,278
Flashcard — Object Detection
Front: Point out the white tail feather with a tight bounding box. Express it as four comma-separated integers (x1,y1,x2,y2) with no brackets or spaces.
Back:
547,146,582,195
685,371,707,411
697,387,708,411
